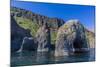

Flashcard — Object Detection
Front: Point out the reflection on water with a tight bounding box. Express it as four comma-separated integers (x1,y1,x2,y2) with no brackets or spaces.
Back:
11,48,95,66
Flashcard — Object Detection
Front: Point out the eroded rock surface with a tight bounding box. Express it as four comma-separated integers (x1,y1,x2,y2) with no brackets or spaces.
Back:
35,23,51,52
55,19,93,57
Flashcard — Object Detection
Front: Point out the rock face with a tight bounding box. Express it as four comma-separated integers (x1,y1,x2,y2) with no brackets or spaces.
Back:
17,37,37,52
11,7,64,52
11,7,95,54
85,30,95,48
11,15,31,52
35,23,51,52
55,20,90,57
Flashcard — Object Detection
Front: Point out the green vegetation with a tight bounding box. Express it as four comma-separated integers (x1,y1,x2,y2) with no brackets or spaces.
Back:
15,17,39,37
11,7,58,45
51,31,57,45
15,16,57,45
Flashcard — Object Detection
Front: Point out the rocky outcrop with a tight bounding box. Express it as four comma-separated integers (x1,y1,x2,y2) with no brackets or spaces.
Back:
55,20,92,57
85,30,95,48
35,23,51,52
11,15,31,52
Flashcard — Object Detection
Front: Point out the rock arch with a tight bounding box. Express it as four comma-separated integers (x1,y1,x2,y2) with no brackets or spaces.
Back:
55,20,88,57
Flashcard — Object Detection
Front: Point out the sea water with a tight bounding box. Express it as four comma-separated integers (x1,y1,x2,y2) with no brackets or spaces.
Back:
11,48,95,66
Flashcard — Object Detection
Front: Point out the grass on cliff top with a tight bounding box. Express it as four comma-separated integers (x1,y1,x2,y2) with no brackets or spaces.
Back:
15,16,39,37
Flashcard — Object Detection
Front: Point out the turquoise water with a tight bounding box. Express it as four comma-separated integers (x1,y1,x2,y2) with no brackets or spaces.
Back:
11,48,95,66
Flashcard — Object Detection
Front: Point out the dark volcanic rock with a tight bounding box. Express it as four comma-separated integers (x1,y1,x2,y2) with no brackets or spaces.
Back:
55,19,90,56
11,15,31,52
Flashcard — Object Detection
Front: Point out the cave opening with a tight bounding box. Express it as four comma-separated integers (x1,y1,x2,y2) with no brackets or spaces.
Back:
73,39,83,53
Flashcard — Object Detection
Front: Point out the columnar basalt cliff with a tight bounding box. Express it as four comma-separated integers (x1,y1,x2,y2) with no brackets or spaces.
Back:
11,7,95,55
